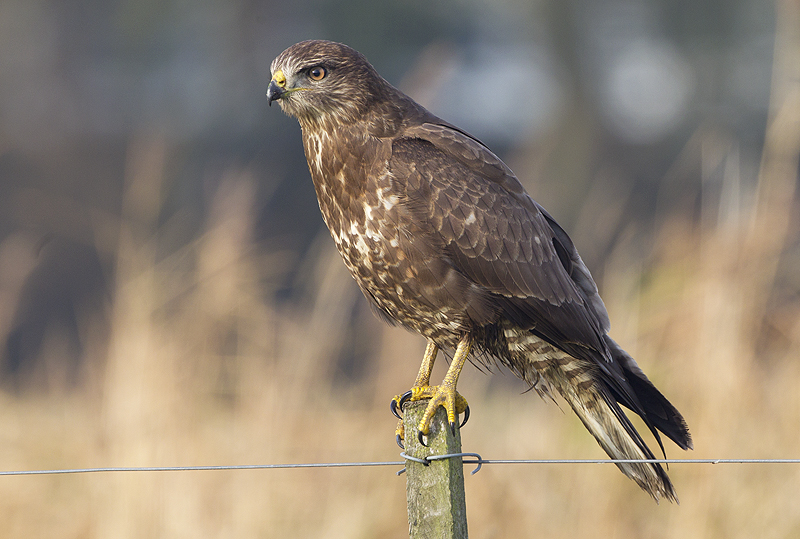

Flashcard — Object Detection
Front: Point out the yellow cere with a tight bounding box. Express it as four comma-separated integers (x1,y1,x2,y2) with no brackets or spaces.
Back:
272,70,286,87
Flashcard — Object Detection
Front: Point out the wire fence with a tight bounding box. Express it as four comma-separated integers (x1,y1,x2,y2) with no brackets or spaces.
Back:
2,454,799,477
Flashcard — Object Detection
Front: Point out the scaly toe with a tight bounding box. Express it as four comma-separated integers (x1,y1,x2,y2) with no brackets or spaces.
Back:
395,419,405,448
415,385,469,440
394,385,468,446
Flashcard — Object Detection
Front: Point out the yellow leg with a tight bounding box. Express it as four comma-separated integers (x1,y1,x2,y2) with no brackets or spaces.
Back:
392,340,438,413
413,340,439,388
391,338,471,446
415,334,472,437
392,341,438,445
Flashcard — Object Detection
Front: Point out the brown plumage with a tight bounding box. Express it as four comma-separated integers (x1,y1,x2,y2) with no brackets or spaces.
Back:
267,40,692,502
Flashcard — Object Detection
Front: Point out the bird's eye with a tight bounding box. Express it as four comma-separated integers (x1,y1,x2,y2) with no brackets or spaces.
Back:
308,66,327,81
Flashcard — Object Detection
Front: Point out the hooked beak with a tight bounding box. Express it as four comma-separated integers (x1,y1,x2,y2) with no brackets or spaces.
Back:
266,80,285,106
266,70,287,106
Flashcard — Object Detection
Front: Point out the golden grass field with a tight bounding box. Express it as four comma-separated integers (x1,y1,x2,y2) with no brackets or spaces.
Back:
1,7,799,539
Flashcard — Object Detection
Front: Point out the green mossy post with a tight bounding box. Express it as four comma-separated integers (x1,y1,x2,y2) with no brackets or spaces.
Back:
403,399,468,539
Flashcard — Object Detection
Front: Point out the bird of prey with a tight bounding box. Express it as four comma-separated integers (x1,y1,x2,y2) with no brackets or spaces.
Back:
267,40,692,501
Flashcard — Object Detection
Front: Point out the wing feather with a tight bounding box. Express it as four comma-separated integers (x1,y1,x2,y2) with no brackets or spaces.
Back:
390,124,611,357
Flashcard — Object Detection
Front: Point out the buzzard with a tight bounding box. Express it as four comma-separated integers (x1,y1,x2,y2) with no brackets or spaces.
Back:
267,40,692,501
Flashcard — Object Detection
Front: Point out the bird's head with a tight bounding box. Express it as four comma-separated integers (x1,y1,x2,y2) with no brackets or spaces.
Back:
267,40,387,128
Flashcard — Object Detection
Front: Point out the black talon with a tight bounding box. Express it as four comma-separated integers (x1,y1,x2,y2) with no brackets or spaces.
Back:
460,405,470,428
396,434,404,449
449,421,457,436
390,398,402,420
417,430,427,447
391,391,414,420
399,390,413,408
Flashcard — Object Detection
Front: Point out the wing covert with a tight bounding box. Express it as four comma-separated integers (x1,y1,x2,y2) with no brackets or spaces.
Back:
390,124,611,356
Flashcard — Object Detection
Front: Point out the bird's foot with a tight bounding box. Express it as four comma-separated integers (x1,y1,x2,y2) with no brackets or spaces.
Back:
390,387,469,447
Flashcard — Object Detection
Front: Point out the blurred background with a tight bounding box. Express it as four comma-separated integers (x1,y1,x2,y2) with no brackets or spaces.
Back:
0,0,798,537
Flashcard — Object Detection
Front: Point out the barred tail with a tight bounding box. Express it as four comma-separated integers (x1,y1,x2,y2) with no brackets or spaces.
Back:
501,325,690,502
558,379,679,502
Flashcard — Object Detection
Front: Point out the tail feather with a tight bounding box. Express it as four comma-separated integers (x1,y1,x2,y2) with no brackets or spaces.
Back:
560,381,679,502
500,325,690,502
605,337,693,451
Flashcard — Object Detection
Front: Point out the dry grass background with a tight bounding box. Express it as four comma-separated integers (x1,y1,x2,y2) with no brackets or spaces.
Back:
1,6,800,539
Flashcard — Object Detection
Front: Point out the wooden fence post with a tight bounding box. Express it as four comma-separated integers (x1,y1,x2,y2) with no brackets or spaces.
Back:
402,399,468,539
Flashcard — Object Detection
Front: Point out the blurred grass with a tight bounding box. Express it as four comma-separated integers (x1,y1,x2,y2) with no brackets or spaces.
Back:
1,5,799,539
